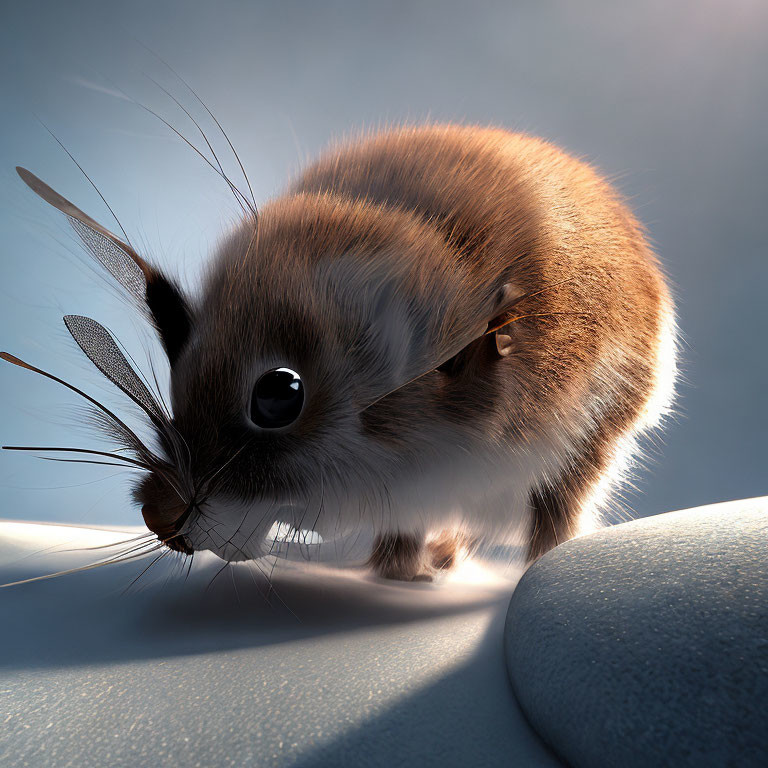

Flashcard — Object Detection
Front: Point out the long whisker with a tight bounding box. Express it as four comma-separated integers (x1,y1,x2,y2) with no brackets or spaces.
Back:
183,551,195,582
170,76,258,213
63,316,170,437
35,457,146,470
0,544,164,589
205,560,230,592
140,352,194,481
121,357,191,501
145,75,247,215
78,407,192,505
138,44,258,211
0,352,157,464
0,352,190,503
143,349,173,421
359,308,595,414
13,447,187,506
3,445,153,469
70,538,163,564
121,549,170,595
90,75,254,218
36,118,134,248
112,332,172,421
195,440,251,505
134,98,254,217
359,366,435,414
60,532,156,552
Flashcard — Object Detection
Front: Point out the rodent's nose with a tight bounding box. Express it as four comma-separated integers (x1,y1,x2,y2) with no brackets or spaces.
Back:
141,501,189,541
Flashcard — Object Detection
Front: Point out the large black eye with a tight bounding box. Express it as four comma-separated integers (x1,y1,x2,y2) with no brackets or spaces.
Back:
250,367,305,428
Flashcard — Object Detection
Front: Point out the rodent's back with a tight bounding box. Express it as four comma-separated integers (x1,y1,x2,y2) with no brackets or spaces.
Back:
292,124,673,442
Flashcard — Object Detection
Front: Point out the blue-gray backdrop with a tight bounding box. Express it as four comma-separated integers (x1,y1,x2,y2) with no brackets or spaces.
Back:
1,0,766,526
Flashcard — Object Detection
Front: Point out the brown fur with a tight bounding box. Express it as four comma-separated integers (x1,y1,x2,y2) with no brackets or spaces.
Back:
167,125,670,574
427,530,476,570
368,533,425,581
289,125,671,569
19,124,673,578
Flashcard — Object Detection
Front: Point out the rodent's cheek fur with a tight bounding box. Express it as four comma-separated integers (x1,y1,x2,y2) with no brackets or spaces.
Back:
181,496,277,562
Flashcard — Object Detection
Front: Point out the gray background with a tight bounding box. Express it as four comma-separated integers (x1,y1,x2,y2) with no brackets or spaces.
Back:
0,0,766,526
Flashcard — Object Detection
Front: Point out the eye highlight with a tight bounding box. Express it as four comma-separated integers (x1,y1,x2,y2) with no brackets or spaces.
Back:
250,367,305,429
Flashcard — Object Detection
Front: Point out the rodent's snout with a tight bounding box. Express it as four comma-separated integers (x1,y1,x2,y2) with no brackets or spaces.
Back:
135,473,195,554
141,501,194,554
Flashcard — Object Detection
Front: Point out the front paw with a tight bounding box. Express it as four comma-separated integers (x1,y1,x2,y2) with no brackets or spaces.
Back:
426,530,475,571
368,532,425,581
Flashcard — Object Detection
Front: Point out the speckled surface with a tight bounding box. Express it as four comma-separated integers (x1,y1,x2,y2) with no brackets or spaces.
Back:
505,497,768,768
0,522,562,768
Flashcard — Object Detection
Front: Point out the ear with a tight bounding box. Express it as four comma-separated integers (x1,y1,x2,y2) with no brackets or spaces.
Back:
437,282,525,370
361,277,524,409
17,167,192,366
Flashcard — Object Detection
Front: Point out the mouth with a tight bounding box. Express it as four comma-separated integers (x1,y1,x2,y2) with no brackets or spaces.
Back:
164,531,195,555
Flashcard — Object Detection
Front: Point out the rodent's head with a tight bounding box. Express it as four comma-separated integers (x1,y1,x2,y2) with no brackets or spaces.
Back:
11,170,523,562
136,194,526,560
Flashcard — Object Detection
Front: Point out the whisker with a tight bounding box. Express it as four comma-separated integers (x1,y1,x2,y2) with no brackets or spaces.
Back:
35,118,134,248
145,75,254,218
0,544,164,589
0,352,158,466
230,562,241,605
171,76,258,213
93,538,164,561
60,532,156,552
144,349,173,422
133,97,254,217
195,440,251,505
139,44,258,211
183,551,195,582
358,366,435,414
3,446,153,470
112,332,172,421
121,549,170,595
262,559,300,620
359,280,595,414
205,560,230,592
63,316,170,436
86,75,254,218
35,457,146,470
2,471,129,490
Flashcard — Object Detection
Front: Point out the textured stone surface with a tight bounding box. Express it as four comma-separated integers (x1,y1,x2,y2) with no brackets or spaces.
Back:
505,497,768,768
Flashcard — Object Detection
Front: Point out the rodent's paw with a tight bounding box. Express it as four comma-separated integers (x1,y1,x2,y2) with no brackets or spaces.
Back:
368,529,473,582
368,532,427,581
426,530,475,571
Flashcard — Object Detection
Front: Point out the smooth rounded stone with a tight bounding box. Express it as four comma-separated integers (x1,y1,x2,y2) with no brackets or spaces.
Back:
505,497,768,768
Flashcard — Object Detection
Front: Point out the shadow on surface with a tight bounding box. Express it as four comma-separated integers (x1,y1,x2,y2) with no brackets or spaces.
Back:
0,539,516,671
290,597,565,768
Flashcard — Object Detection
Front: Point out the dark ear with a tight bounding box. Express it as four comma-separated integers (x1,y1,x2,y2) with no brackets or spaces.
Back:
17,167,192,365
145,275,192,366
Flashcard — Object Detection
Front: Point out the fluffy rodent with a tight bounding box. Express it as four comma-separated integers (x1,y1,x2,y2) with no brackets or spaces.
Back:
12,124,676,581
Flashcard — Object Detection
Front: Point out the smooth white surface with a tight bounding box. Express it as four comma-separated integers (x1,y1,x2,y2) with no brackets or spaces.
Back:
0,521,562,768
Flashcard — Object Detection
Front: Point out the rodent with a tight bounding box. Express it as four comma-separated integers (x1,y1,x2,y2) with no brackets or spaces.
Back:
9,124,677,582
